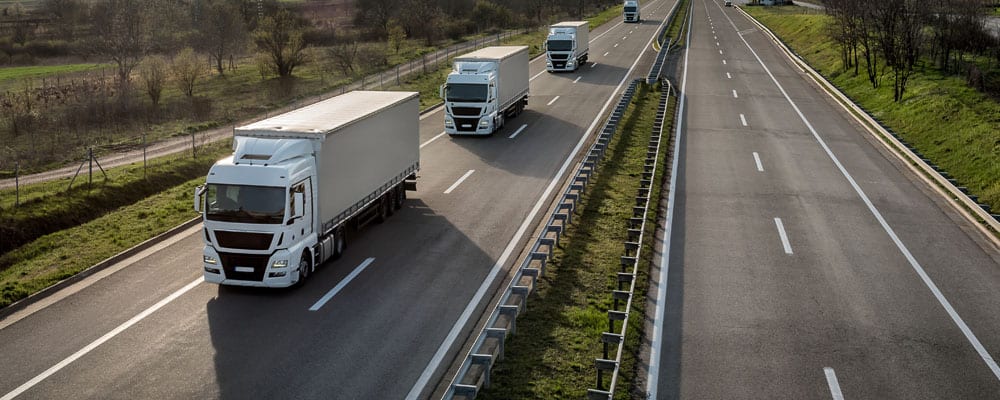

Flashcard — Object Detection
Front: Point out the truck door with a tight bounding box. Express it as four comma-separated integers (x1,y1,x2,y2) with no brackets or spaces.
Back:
290,179,314,237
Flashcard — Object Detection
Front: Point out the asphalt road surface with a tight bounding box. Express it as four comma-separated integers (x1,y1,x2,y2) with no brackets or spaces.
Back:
649,1,1000,399
0,1,678,399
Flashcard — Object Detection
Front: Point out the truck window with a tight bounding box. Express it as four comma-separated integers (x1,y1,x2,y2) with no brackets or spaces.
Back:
547,40,573,51
205,184,285,224
289,182,307,217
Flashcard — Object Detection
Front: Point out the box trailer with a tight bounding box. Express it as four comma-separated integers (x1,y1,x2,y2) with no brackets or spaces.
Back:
441,46,530,135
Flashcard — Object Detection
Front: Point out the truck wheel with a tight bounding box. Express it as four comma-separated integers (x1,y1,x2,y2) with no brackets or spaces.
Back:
375,196,391,223
296,255,311,286
333,229,346,259
394,187,404,210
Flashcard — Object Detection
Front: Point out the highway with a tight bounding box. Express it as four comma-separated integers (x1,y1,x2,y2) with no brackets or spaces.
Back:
649,1,1000,399
0,1,677,399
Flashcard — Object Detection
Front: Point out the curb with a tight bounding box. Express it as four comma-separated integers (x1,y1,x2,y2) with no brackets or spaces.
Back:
0,217,202,320
736,5,1000,243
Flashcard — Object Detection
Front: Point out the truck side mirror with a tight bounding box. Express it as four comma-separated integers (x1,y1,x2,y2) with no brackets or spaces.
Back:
439,85,445,100
194,185,205,212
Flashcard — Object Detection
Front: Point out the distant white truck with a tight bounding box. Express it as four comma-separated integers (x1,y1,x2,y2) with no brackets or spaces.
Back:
546,21,590,72
194,91,420,287
624,0,640,23
442,46,529,135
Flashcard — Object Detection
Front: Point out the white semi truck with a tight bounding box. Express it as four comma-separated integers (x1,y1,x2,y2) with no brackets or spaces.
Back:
624,0,640,23
546,21,590,72
442,46,529,135
194,91,420,287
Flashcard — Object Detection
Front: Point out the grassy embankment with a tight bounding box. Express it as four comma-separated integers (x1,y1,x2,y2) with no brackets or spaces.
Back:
743,6,1000,216
0,63,106,83
0,143,231,308
480,83,671,399
0,4,626,309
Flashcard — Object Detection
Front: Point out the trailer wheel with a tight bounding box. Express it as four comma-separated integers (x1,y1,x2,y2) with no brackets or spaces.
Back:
394,187,404,210
375,196,391,223
296,254,311,286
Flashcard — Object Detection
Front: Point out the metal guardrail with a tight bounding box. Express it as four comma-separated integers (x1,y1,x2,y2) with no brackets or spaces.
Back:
647,0,684,83
586,83,671,400
442,79,643,400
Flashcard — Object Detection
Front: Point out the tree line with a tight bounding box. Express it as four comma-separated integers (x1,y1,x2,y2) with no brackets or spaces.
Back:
825,0,1000,101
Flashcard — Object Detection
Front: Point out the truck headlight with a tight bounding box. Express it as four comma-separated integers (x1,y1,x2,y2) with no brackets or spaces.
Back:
445,118,454,128
479,119,490,128
203,255,217,265
272,259,289,269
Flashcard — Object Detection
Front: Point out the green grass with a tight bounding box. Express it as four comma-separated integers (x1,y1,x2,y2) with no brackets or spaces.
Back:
666,0,691,47
589,4,625,31
479,83,670,399
0,142,232,308
744,6,1000,217
0,63,107,83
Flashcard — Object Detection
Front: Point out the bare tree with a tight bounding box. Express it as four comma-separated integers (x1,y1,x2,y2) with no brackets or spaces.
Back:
139,55,168,106
199,0,248,76
89,0,150,89
401,0,445,45
171,48,202,97
354,0,400,39
327,41,359,76
387,19,406,54
253,9,308,78
43,0,85,41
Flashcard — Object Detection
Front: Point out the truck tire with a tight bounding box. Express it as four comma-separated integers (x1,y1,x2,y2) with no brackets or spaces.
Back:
333,228,346,260
375,196,391,223
394,187,404,210
296,254,311,286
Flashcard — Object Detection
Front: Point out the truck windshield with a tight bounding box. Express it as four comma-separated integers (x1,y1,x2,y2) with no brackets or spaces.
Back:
624,6,637,12
547,40,573,51
206,184,285,224
445,83,488,102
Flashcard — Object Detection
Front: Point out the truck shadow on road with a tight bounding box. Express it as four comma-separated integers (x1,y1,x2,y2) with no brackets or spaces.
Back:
205,197,501,399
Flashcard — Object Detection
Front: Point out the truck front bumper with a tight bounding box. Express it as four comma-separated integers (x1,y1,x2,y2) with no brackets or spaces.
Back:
445,115,493,135
203,247,297,288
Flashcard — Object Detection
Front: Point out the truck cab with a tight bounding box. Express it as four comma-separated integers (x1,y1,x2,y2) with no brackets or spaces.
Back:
623,0,640,23
197,137,316,287
443,63,501,135
545,21,589,72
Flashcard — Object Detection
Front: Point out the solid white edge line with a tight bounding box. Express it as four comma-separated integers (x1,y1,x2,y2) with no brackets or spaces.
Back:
753,151,764,172
740,113,748,126
547,95,561,106
1,277,204,400
443,170,475,194
722,0,1000,381
421,131,447,149
647,0,692,396
774,217,793,254
309,257,376,311
409,4,673,397
824,367,845,400
573,76,583,83
508,124,528,139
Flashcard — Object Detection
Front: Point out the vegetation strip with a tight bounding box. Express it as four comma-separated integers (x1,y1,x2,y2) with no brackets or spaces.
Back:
477,82,670,400
741,5,999,223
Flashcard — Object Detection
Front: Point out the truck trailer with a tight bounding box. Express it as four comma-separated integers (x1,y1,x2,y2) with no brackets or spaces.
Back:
194,91,420,287
546,21,590,72
442,46,529,136
624,0,640,23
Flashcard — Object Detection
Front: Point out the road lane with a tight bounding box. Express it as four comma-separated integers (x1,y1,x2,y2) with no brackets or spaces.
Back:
652,0,1000,399
0,1,679,399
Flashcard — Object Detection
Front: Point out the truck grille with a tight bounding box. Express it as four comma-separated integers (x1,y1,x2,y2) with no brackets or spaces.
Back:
451,106,481,116
549,54,569,60
219,252,269,282
214,231,274,250
455,117,481,132
553,62,567,69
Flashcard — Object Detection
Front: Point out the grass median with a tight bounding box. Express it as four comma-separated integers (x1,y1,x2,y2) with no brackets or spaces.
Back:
479,82,671,399
743,5,1000,218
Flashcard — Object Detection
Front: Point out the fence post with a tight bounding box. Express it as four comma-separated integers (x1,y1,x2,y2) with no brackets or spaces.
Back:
396,65,400,85
423,55,427,74
14,161,19,207
88,147,93,189
191,132,196,158
142,133,147,179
